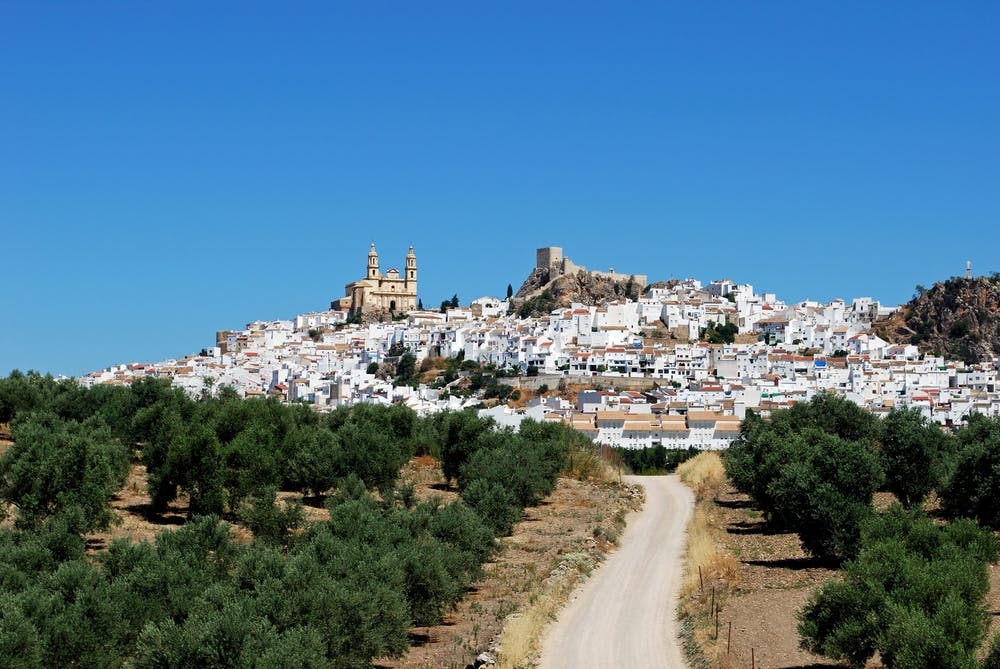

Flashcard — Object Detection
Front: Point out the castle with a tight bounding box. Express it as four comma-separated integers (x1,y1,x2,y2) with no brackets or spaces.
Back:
334,244,418,315
536,246,647,289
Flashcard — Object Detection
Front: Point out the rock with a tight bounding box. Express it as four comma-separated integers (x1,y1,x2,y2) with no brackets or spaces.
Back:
513,269,644,317
874,276,1000,364
474,651,496,666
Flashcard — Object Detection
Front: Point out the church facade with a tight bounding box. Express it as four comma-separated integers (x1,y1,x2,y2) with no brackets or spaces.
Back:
335,244,418,315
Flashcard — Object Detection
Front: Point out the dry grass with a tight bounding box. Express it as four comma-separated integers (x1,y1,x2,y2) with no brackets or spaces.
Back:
676,452,741,669
494,551,598,669
490,482,641,669
0,423,13,458
564,444,618,483
677,451,726,499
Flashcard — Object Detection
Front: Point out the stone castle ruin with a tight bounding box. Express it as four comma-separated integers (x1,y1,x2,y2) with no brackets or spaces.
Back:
535,246,647,289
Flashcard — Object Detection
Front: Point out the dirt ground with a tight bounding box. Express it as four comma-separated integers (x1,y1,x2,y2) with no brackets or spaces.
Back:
705,486,1000,669
379,465,637,669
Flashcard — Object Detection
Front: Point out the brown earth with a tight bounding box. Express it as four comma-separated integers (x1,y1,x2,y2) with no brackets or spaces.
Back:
698,486,1000,669
0,423,12,457
380,474,639,669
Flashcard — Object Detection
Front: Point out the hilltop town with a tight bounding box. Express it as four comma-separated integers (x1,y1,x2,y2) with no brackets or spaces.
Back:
79,246,1000,450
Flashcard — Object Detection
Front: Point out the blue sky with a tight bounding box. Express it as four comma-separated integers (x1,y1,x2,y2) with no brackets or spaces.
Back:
2,2,998,377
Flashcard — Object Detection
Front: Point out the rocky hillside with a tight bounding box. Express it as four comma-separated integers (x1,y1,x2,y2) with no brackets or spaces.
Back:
513,268,643,318
874,275,1000,363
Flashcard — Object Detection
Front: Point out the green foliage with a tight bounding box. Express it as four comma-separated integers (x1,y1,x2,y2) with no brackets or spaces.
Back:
237,487,304,549
437,410,494,484
1,413,130,531
462,479,521,536
283,424,343,496
724,394,884,562
799,507,998,669
0,371,572,668
615,445,699,474
878,408,954,508
941,414,1000,529
517,289,557,319
394,351,418,386
455,419,570,536
700,320,738,344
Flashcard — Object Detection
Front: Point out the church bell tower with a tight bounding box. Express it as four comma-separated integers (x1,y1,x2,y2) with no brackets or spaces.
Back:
368,243,380,280
405,245,417,285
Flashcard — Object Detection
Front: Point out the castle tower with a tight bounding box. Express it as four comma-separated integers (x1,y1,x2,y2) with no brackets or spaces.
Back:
405,245,417,285
368,243,380,279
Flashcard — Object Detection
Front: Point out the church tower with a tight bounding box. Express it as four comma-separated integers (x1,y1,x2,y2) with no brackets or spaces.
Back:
368,243,380,280
405,245,417,285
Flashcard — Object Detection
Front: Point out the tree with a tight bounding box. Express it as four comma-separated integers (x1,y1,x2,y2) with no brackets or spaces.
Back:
763,429,883,562
450,294,459,308
461,479,521,535
725,394,885,562
437,411,493,485
0,413,130,531
237,486,304,548
337,422,407,495
878,408,953,508
941,415,1000,529
417,298,424,310
799,507,998,669
394,352,417,386
172,423,226,516
506,284,513,300
283,425,343,496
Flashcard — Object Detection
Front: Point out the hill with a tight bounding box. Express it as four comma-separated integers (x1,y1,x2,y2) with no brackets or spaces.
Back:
513,268,643,318
874,275,1000,363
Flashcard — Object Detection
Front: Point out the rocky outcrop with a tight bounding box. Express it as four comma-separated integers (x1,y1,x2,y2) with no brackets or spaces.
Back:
873,276,1000,363
514,267,551,300
513,269,643,318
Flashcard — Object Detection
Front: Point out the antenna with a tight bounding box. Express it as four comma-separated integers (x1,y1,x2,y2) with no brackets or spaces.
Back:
966,260,972,279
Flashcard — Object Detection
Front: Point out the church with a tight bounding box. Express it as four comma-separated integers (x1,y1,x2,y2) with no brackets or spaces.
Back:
334,244,418,315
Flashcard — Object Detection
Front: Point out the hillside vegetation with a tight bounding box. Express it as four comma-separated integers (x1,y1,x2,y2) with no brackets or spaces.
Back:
0,371,597,668
875,275,1000,363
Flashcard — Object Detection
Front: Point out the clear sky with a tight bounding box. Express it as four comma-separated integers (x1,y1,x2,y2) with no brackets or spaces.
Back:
2,2,998,377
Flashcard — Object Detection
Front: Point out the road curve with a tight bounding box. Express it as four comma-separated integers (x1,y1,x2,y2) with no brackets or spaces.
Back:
537,474,694,669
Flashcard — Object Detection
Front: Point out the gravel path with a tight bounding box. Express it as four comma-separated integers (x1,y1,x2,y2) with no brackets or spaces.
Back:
537,474,694,668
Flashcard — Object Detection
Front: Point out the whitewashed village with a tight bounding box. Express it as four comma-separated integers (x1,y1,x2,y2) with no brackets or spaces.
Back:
79,246,1000,450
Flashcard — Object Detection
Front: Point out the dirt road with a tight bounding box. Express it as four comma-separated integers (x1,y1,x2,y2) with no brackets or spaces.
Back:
537,475,694,668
